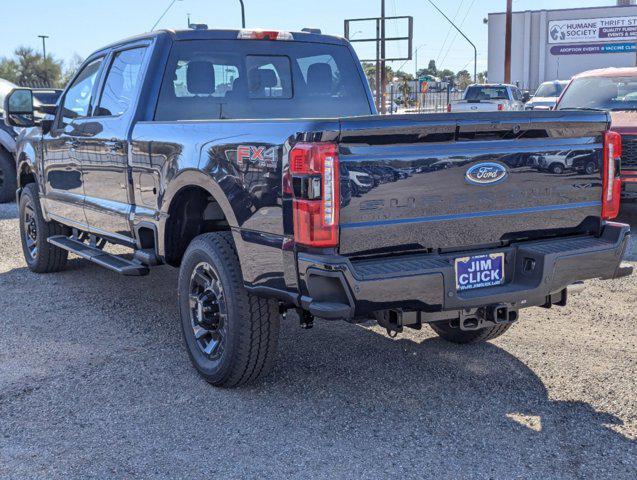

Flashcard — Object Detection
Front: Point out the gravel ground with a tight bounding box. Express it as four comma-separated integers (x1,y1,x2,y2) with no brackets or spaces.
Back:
0,202,635,479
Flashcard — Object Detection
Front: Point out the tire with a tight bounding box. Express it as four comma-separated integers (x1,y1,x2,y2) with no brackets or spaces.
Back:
429,320,512,344
0,149,17,203
19,183,69,273
178,231,280,387
549,163,564,175
584,161,596,175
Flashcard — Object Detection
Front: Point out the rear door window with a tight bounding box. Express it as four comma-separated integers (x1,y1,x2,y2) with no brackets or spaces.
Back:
154,39,372,120
95,47,147,117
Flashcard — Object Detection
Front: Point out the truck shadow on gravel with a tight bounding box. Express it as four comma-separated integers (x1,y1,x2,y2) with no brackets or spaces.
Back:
1,258,635,478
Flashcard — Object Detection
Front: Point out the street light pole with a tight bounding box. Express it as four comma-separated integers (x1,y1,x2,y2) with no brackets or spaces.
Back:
239,0,246,28
414,44,426,77
380,0,387,114
426,0,477,82
37,35,49,60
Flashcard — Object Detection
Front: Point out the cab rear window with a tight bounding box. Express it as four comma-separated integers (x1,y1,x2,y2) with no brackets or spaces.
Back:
154,39,372,120
465,86,508,101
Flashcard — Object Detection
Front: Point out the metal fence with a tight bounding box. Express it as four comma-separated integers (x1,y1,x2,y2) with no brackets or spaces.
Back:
18,80,53,89
386,88,464,114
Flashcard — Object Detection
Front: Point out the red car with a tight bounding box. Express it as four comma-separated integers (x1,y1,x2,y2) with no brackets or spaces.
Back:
555,67,637,201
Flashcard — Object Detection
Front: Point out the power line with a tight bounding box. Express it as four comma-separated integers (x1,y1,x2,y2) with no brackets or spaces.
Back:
151,0,182,31
434,0,464,67
439,0,476,69
426,0,477,82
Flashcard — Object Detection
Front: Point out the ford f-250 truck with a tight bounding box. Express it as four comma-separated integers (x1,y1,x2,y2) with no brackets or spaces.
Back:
4,28,632,387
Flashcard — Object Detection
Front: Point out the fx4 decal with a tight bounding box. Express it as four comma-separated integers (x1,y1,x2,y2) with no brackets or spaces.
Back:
234,145,278,169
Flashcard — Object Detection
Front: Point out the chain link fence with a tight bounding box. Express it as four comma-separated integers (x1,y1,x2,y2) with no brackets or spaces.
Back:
386,87,464,114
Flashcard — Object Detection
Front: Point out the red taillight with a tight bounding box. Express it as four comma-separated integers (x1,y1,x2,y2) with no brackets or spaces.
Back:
447,104,451,113
289,143,339,247
602,131,622,220
237,29,293,41
497,103,504,111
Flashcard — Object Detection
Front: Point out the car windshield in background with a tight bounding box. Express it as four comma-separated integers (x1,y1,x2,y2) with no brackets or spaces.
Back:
464,86,508,101
155,39,372,120
534,82,565,97
557,76,637,111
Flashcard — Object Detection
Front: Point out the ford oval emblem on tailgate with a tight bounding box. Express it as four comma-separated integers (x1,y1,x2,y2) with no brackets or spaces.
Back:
465,162,508,185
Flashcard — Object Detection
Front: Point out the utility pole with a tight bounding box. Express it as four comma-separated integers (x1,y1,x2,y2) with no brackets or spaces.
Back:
504,0,512,83
380,0,387,114
38,35,49,60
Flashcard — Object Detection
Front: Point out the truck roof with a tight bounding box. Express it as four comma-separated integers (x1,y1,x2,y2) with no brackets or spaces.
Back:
99,28,349,52
573,66,637,79
467,83,517,88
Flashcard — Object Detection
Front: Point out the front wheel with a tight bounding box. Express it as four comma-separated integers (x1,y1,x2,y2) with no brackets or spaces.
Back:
19,183,69,273
549,163,564,175
429,320,512,344
178,232,280,387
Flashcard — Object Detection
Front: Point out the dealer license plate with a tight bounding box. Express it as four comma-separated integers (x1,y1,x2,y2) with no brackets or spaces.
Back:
455,253,505,291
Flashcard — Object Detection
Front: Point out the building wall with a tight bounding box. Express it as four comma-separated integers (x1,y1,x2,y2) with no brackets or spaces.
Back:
488,5,637,91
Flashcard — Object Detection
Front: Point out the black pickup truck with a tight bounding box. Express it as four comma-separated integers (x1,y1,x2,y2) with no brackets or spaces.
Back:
4,28,632,387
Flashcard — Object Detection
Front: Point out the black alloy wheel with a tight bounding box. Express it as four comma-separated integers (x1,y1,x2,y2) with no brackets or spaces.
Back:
22,199,39,260
188,262,228,361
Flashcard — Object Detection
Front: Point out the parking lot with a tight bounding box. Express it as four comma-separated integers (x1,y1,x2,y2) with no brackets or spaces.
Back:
0,201,635,479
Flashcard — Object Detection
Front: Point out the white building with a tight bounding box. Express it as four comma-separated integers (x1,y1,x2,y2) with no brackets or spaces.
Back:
488,2,637,91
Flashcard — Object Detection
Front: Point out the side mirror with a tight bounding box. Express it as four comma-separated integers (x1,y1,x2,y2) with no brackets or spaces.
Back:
522,92,531,103
4,88,35,128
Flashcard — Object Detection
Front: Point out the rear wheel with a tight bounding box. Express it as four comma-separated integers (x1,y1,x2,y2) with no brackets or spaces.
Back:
18,183,69,273
0,149,17,203
178,232,280,387
429,320,512,344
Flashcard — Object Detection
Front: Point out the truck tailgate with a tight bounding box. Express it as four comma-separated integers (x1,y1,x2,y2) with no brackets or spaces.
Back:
450,101,500,112
337,111,608,256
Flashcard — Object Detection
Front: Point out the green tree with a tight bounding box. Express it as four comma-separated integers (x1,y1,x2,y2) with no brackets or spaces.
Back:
437,69,455,81
361,62,394,93
427,59,437,75
0,46,64,87
416,59,440,79
60,54,84,87
394,70,414,81
477,70,488,84
455,69,472,90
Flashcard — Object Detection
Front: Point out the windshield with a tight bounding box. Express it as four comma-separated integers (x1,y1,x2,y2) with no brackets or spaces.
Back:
557,76,637,111
0,78,18,114
464,86,508,101
534,82,565,98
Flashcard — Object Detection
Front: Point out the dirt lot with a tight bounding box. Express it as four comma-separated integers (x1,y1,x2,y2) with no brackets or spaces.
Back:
0,202,635,479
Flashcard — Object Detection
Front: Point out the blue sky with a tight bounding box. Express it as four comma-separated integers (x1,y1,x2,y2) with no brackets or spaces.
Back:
0,0,621,74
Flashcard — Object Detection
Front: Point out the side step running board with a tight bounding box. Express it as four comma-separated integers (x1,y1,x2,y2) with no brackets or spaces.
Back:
48,235,149,276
